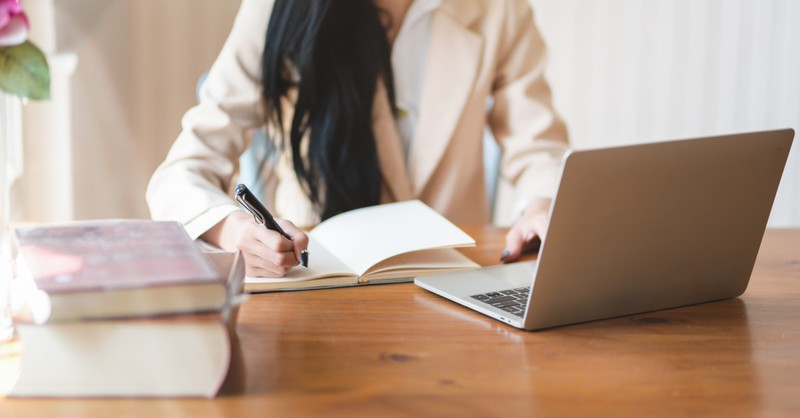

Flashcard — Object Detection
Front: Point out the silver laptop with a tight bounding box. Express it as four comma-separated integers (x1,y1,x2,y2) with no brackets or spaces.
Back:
415,129,794,330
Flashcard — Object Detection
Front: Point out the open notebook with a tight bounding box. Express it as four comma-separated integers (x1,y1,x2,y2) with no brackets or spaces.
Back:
245,200,479,292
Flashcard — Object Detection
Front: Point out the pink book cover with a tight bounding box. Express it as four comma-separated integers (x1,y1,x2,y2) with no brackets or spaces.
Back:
14,220,221,294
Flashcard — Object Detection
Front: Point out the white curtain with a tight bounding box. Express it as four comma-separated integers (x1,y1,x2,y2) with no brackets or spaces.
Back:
532,0,800,226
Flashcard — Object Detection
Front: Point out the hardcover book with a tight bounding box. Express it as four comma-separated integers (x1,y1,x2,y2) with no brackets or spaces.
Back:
14,220,227,322
9,251,246,398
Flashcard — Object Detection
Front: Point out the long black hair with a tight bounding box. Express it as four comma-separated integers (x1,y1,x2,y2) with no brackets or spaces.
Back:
261,0,396,221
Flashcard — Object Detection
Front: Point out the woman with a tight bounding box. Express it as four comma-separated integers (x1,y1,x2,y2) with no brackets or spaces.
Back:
147,0,569,277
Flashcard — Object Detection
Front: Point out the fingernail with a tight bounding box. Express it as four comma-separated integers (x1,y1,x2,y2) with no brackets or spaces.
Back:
500,249,510,262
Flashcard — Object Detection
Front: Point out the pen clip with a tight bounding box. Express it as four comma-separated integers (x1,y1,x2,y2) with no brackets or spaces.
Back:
235,193,266,225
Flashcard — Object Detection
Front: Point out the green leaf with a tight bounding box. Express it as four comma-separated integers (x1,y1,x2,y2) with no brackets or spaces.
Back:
0,41,51,100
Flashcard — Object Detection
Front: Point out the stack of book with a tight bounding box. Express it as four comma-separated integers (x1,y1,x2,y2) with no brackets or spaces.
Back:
8,220,245,398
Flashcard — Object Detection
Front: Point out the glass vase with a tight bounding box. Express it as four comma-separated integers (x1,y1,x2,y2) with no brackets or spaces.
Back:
1,91,22,343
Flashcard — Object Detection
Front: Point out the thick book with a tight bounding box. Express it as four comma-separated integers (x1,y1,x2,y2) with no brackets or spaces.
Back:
13,220,227,322
245,200,480,292
9,251,246,398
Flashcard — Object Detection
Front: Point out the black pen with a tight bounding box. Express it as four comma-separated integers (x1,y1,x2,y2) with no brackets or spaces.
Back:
234,183,309,268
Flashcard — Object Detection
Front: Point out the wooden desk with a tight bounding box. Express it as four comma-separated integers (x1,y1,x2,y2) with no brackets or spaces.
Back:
2,227,799,417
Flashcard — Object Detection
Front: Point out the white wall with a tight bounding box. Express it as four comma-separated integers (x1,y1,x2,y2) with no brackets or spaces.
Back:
19,0,240,222
531,0,800,226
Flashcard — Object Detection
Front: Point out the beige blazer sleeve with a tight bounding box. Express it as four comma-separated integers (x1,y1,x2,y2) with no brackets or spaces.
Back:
489,0,569,222
146,0,273,238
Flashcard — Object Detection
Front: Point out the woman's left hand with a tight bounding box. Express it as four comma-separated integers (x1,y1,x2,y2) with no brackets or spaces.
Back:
501,198,552,263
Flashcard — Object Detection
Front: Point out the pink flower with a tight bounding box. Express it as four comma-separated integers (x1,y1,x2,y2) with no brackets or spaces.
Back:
0,0,29,47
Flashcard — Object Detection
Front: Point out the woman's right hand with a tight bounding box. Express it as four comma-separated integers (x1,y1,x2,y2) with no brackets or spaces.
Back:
201,211,309,277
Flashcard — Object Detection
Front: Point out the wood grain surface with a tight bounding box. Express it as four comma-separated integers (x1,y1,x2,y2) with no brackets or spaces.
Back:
2,227,798,418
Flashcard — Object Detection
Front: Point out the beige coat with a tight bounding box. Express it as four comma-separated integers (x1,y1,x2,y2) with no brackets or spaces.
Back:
147,0,568,238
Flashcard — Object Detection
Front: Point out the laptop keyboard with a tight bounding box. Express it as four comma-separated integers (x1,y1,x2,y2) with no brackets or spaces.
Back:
470,286,531,317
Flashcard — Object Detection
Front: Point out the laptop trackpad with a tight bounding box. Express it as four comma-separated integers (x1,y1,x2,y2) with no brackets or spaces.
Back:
415,261,537,298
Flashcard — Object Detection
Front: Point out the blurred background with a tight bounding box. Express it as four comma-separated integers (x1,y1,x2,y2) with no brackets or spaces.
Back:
12,0,800,226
